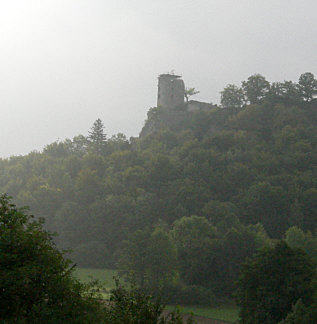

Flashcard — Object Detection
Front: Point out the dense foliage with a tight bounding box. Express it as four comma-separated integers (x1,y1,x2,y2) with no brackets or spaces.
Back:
0,194,105,323
0,193,196,322
236,241,316,324
279,299,317,324
1,73,317,302
106,280,195,324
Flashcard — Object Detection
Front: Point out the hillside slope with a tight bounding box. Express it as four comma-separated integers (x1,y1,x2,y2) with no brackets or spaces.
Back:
0,100,316,281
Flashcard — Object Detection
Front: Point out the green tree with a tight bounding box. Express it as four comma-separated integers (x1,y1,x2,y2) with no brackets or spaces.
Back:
215,224,270,296
285,226,317,261
71,134,88,154
75,168,103,205
0,194,104,323
184,87,200,102
282,81,301,102
106,280,195,324
118,229,150,287
107,133,130,153
242,74,270,104
43,141,71,158
279,299,317,324
236,241,316,324
118,225,178,291
301,188,317,232
288,199,304,228
172,215,216,286
146,225,178,292
202,200,239,231
298,72,317,102
267,82,284,102
267,81,301,103
220,84,245,111
240,182,290,238
87,118,107,153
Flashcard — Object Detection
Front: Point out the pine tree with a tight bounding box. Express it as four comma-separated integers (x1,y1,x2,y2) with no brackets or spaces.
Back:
87,118,107,154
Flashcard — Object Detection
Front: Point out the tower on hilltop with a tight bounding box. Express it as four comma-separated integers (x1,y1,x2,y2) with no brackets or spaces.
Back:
157,74,185,108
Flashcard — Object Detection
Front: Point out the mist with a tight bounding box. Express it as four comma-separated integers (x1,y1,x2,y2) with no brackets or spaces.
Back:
1,0,317,157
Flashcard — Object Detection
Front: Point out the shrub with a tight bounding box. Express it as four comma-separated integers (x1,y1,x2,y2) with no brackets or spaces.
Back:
0,194,105,323
105,279,196,323
236,241,316,324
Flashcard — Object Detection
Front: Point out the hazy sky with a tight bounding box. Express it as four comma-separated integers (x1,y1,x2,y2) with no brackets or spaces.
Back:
1,0,317,157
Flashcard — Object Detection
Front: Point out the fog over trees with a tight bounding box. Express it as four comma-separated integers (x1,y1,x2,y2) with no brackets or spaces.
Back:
1,72,317,322
1,1,317,322
1,1,317,157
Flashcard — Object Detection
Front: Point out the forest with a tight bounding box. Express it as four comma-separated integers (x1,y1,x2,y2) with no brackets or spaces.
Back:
1,73,317,313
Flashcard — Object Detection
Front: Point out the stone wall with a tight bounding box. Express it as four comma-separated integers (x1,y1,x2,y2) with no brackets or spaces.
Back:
187,100,214,112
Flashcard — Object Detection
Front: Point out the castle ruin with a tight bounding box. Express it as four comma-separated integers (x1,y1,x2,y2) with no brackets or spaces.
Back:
157,74,185,108
157,73,213,112
139,73,214,137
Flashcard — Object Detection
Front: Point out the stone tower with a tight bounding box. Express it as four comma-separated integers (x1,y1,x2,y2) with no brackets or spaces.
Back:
157,74,185,108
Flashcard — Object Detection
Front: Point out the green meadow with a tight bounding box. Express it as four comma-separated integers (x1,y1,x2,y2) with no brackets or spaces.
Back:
74,268,117,288
166,304,239,323
75,268,239,323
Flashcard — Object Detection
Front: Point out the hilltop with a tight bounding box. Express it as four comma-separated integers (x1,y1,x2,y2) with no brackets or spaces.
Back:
0,72,317,301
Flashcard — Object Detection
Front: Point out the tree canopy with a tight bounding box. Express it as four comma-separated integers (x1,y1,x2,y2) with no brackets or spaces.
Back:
236,241,316,324
242,74,270,104
220,84,244,110
298,72,317,101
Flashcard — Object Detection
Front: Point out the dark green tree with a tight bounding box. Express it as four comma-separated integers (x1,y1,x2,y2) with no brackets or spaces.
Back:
285,226,317,261
87,118,107,153
172,215,216,286
282,81,301,102
240,182,290,238
236,241,316,324
118,225,178,291
0,194,104,323
117,229,151,288
202,200,239,231
215,224,270,296
146,225,178,291
71,134,88,154
242,74,270,104
267,82,284,102
105,280,195,324
267,81,301,103
279,299,317,324
298,72,317,102
301,188,317,231
220,84,245,111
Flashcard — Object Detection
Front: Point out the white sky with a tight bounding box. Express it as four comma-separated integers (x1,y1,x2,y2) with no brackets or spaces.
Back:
0,0,316,157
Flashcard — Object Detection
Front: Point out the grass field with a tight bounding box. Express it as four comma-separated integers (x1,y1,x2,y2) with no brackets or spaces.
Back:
166,305,239,323
74,268,118,289
75,268,239,323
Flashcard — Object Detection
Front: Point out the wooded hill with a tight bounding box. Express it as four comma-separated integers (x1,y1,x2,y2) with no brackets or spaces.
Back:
1,73,317,300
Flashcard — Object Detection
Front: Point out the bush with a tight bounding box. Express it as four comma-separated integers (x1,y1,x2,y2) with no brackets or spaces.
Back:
236,241,316,324
105,279,196,324
279,299,317,324
0,194,105,323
